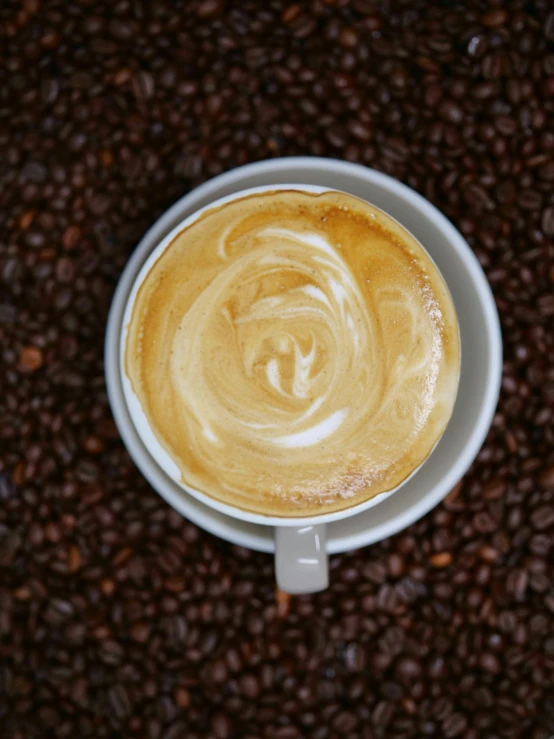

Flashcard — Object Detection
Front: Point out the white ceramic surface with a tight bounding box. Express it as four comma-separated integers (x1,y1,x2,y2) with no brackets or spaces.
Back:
105,157,502,554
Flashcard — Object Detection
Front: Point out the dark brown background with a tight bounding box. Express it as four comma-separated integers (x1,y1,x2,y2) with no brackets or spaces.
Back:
1,1,554,738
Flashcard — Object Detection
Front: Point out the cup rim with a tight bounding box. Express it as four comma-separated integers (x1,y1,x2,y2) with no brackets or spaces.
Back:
119,182,460,527
106,156,502,549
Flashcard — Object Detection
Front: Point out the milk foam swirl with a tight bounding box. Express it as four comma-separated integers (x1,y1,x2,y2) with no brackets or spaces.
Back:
125,190,460,516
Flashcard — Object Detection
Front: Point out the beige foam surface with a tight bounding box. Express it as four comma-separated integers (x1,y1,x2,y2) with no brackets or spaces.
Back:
125,190,460,516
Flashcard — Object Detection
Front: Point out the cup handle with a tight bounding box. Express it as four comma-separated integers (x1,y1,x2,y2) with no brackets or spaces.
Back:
274,524,328,594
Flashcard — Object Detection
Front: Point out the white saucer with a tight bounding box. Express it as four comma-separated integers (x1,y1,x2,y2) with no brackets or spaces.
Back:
105,157,502,554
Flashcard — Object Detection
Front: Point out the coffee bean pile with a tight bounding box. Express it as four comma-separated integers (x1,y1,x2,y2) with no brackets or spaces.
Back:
1,1,554,737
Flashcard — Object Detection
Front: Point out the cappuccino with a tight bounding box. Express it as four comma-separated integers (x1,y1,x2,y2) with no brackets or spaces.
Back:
125,190,460,516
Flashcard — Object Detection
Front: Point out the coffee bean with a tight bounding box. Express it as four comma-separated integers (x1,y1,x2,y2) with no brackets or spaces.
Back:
163,721,188,739
538,466,554,489
482,478,506,500
546,12,554,41
535,297,553,323
18,345,43,372
395,657,422,681
0,304,17,324
363,560,387,583
541,207,554,237
347,119,372,142
467,34,487,59
372,701,393,725
211,712,230,738
438,100,464,125
343,642,366,671
291,15,317,39
108,19,137,40
482,9,508,27
130,622,151,642
196,0,225,19
329,710,356,732
530,505,554,530
507,569,529,598
430,552,452,568
239,674,260,698
545,594,554,614
109,684,132,719
471,81,497,100
133,71,155,101
443,713,468,737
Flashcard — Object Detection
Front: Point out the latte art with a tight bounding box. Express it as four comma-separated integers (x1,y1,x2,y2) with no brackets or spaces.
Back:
125,190,460,516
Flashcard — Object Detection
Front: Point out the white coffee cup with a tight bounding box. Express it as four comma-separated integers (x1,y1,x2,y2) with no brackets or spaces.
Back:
105,157,502,594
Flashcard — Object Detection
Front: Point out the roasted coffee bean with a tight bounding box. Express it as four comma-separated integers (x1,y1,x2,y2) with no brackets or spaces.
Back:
482,8,508,28
541,207,554,237
539,466,554,489
2,1,554,736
